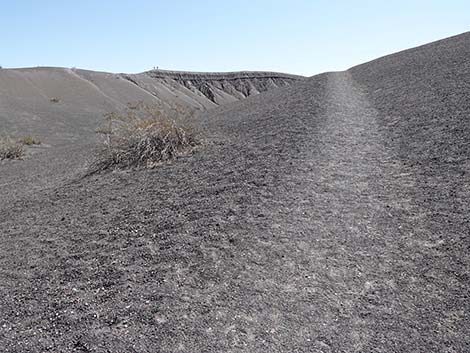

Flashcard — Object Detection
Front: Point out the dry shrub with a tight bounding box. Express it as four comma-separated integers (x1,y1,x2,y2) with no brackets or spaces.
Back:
0,136,25,160
19,135,41,145
93,101,198,171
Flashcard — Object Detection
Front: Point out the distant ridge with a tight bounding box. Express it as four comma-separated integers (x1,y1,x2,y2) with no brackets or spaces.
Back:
142,69,303,80
0,66,303,142
4,66,303,79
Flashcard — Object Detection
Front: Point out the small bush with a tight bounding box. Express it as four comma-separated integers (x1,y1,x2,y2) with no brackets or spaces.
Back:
92,101,198,171
19,135,41,145
0,136,25,160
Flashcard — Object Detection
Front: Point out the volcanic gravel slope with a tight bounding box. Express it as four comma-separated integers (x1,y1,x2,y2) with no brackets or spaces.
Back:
1,33,470,352
0,69,300,203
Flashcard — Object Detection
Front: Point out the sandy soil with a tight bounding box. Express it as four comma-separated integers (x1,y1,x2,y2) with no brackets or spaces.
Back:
0,33,469,352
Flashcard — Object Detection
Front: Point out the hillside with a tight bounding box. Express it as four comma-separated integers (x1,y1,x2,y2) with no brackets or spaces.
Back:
0,68,300,202
350,32,470,168
0,67,300,142
1,33,469,352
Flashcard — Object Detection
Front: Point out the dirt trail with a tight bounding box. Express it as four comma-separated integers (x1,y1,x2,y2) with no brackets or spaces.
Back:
274,71,427,350
285,71,468,351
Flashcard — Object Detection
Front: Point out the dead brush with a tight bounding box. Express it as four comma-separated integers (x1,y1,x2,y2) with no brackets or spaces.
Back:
19,135,41,145
93,101,198,171
0,136,25,160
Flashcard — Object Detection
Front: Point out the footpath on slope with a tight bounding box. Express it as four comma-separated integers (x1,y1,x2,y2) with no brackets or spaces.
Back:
266,71,468,351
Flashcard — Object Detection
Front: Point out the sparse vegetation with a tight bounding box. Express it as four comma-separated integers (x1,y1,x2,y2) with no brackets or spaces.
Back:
0,136,25,160
19,135,41,145
50,97,60,103
0,135,42,160
93,101,198,171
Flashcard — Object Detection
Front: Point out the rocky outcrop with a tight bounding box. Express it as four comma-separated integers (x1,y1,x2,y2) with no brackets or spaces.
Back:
122,70,303,109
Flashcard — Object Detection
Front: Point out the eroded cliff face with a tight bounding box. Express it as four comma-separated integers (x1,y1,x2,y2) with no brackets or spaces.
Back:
122,70,302,109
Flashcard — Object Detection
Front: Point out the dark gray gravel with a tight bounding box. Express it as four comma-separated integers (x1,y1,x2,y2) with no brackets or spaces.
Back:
0,33,469,352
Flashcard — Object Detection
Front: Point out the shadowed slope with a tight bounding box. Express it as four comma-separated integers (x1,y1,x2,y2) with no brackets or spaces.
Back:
350,31,470,167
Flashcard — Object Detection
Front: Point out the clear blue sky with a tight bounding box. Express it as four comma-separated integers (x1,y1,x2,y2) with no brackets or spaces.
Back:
2,0,469,76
